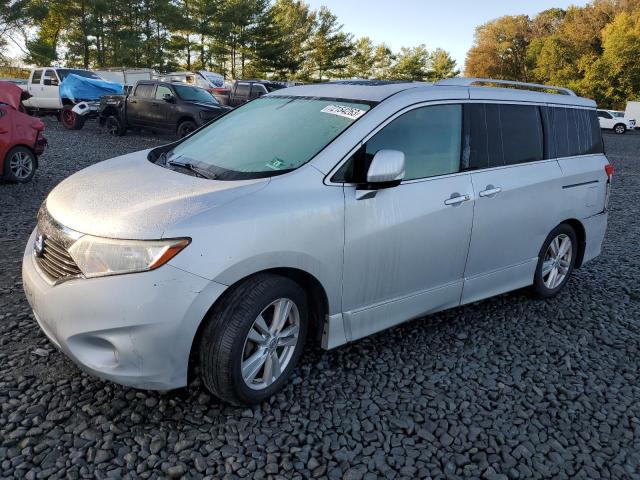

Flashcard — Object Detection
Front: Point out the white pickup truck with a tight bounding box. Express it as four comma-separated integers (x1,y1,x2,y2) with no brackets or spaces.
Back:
22,67,103,129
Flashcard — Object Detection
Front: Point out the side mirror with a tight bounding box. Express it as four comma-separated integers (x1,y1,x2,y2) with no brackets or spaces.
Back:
163,93,175,103
43,78,52,86
356,149,405,200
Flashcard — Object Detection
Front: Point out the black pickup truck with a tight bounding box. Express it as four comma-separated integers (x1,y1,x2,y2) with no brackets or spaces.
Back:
99,80,231,138
226,80,288,107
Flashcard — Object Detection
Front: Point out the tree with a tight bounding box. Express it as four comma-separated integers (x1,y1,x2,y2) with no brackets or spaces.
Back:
269,0,315,78
427,48,458,81
371,43,394,79
465,15,532,81
306,6,352,81
390,45,429,80
346,36,374,78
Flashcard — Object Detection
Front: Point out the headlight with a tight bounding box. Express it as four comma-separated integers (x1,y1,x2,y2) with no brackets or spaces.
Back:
68,236,190,278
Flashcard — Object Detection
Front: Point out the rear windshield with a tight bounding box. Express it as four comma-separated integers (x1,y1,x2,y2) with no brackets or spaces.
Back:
174,85,219,104
57,69,101,80
160,96,373,179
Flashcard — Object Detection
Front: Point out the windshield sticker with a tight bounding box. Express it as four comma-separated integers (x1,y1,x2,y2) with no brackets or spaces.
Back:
266,158,286,170
321,104,367,120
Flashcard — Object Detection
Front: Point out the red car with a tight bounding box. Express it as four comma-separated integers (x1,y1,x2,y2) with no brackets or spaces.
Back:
0,81,47,183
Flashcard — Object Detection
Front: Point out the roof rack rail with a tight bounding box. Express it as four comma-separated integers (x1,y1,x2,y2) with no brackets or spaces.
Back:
435,77,576,96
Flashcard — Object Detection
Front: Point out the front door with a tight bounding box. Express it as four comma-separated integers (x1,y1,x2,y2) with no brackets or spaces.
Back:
461,102,562,304
42,69,62,109
340,104,474,341
151,84,173,128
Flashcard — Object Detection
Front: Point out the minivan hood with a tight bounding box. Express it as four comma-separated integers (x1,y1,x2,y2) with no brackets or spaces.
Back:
45,150,267,239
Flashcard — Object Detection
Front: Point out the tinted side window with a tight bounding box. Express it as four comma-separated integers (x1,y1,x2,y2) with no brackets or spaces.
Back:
134,84,155,98
464,104,544,169
597,111,612,119
235,83,250,97
337,104,462,182
44,69,59,85
155,85,172,99
31,70,42,84
550,107,603,157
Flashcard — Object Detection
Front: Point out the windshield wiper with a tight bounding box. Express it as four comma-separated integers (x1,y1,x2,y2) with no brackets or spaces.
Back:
167,160,217,179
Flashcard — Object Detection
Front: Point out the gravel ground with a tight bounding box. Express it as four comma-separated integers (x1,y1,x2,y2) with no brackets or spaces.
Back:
1,120,639,480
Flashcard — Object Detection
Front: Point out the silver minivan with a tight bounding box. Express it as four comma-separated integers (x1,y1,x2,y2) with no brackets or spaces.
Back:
22,78,612,405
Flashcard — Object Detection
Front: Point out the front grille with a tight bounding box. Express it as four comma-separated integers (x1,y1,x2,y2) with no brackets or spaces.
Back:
35,207,83,283
37,235,82,280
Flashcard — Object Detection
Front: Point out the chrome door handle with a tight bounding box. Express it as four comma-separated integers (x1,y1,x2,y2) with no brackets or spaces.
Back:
479,186,502,197
444,194,470,206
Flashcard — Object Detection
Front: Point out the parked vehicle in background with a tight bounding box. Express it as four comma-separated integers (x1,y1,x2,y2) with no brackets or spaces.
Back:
159,71,229,104
23,78,611,405
98,80,231,138
95,68,155,90
20,67,122,130
0,82,47,183
226,80,287,107
597,109,635,134
0,78,28,90
624,101,640,128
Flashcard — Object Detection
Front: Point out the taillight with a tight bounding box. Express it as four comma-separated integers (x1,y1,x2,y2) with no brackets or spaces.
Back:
605,164,614,180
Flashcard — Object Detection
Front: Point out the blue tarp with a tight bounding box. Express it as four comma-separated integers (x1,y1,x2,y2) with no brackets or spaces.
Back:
59,74,123,102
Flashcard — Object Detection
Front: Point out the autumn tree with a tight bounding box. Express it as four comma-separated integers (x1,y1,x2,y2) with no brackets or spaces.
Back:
465,15,531,81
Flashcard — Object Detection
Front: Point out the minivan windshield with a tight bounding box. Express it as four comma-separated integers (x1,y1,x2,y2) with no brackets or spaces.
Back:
174,84,219,104
160,96,372,179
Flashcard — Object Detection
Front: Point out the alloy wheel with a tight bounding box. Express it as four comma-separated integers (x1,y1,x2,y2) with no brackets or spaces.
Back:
9,151,34,180
542,234,572,289
615,125,625,134
241,298,300,390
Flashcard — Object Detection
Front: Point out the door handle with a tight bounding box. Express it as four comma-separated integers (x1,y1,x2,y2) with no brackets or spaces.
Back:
479,186,502,197
444,194,470,206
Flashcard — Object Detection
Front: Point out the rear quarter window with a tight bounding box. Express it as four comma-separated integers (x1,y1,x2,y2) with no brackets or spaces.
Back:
549,107,603,157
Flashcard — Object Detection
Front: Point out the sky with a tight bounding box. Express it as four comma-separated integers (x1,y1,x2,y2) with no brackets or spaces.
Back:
306,0,590,70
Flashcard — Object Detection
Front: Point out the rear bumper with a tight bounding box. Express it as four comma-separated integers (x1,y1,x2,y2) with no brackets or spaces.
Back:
581,211,608,266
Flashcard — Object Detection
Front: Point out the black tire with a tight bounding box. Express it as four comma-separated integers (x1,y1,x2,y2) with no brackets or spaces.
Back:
105,115,126,136
199,274,308,405
613,123,626,134
532,224,578,298
177,120,197,139
61,107,86,130
3,146,37,183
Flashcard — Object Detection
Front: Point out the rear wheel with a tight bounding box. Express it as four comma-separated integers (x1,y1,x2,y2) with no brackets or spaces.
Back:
532,224,577,298
61,107,86,130
177,120,197,139
199,274,308,405
613,123,626,134
3,146,36,183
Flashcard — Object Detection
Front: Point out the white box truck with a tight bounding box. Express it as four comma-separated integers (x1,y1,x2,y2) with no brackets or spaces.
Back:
624,101,640,129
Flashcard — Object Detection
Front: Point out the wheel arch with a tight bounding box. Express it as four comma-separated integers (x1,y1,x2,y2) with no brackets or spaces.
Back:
186,267,330,384
559,218,586,268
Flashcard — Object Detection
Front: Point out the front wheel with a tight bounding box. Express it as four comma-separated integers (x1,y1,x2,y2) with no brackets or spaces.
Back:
177,120,197,139
532,224,577,298
3,146,37,183
61,107,86,130
104,115,125,136
199,274,308,405
613,123,626,134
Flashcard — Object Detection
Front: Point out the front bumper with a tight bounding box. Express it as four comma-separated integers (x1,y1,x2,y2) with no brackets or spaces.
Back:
22,229,227,390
